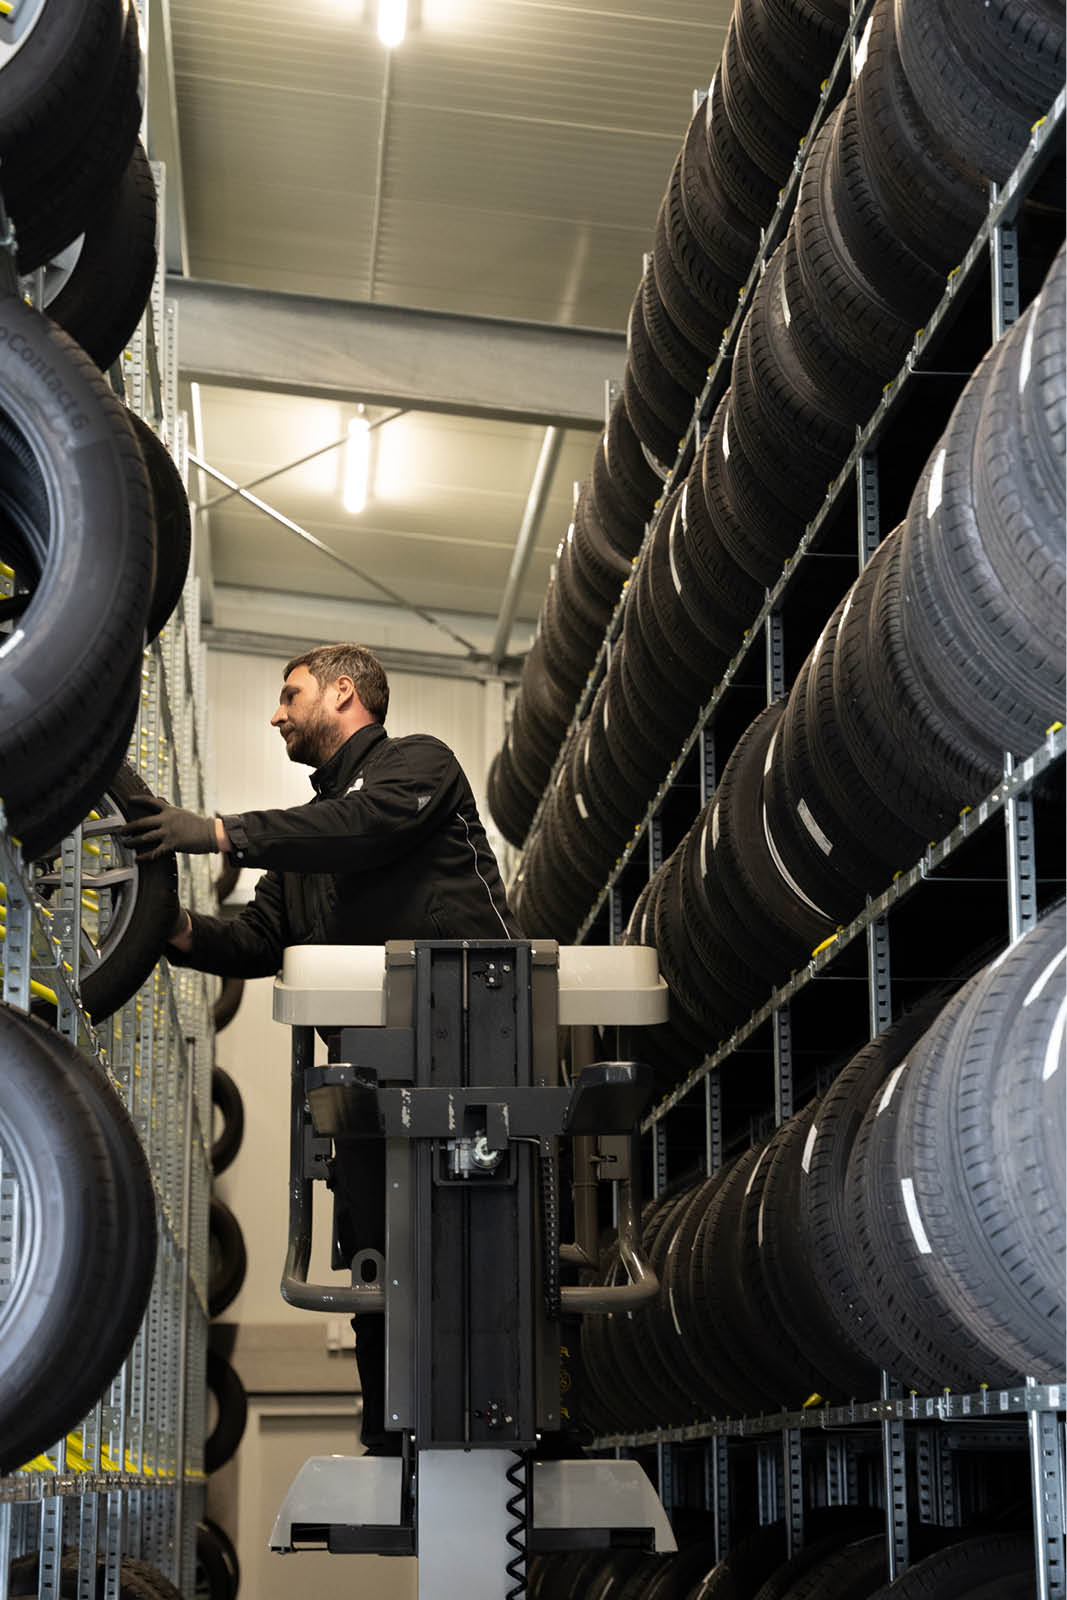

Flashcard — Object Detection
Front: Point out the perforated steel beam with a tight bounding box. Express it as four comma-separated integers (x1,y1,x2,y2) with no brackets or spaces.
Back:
167,278,625,430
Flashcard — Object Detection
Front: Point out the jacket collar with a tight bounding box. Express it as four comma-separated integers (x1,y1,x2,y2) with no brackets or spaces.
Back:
311,722,388,796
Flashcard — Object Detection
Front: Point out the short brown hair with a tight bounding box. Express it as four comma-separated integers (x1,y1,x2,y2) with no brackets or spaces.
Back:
284,643,390,723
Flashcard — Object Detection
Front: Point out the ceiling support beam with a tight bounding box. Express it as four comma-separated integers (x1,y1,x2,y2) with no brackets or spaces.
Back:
167,277,624,430
204,627,521,684
490,426,563,666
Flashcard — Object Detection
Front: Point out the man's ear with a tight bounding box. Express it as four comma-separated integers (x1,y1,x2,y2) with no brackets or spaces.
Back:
333,675,356,712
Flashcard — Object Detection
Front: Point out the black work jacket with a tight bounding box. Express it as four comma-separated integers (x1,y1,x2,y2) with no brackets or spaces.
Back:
170,723,521,978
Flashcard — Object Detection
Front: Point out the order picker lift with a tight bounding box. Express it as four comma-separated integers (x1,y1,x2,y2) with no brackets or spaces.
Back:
268,938,676,1599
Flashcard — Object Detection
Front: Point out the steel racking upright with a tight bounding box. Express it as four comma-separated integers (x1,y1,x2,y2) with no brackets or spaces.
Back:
0,150,215,1599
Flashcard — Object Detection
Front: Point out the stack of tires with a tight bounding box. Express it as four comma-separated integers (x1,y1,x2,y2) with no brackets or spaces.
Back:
580,910,1065,1433
0,0,159,367
617,249,1064,1077
529,1529,1037,1600
505,0,1064,943
207,1061,249,1486
0,3,192,861
488,0,859,850
0,1005,157,1474
204,867,249,1499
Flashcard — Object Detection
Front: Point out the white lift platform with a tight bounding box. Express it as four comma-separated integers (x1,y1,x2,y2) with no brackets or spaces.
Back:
269,938,674,1599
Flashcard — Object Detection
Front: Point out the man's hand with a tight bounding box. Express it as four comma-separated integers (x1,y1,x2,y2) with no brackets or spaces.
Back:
118,795,219,861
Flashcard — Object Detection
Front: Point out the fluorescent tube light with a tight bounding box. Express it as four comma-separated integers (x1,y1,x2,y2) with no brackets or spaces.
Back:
344,414,371,514
377,0,407,46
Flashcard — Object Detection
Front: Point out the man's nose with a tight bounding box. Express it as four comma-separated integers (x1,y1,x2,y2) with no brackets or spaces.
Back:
270,707,284,726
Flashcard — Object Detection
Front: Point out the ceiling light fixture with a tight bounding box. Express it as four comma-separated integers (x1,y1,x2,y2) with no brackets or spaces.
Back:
344,412,371,514
377,0,406,47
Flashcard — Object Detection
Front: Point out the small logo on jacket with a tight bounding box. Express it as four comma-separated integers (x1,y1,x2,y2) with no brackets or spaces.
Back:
345,777,365,794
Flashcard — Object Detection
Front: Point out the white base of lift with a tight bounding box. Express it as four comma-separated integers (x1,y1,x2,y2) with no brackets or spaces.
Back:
271,1454,676,1597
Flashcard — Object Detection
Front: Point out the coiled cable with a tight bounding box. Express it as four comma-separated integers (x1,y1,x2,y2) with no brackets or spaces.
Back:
505,1450,529,1598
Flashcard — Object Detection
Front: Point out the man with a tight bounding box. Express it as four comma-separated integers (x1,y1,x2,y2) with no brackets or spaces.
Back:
121,642,522,1451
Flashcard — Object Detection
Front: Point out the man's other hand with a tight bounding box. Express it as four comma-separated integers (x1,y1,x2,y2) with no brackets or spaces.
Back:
118,795,219,860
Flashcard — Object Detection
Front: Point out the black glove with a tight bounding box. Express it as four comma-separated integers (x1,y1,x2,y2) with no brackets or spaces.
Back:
117,794,218,861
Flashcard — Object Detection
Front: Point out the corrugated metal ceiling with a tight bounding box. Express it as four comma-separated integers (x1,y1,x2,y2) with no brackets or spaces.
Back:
167,0,733,639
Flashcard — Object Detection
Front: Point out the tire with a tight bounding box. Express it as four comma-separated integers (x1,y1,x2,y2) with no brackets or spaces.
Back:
213,974,246,1034
13,667,141,863
681,429,765,638
679,98,759,285
895,0,1065,183
705,63,782,225
889,912,1067,1381
8,1552,183,1600
33,764,180,1024
863,1532,1035,1600
653,164,737,355
8,6,143,274
772,1534,886,1599
853,0,988,275
0,299,155,806
211,1066,245,1175
196,1519,240,1600
0,0,127,184
712,701,837,981
690,1143,780,1414
127,412,192,643
719,14,807,182
45,139,157,371
641,267,710,394
729,242,854,506
803,996,953,1385
757,1100,875,1398
842,981,1004,1390
205,1350,247,1472
689,1524,788,1599
824,87,947,322
0,1003,155,1474
209,1196,248,1318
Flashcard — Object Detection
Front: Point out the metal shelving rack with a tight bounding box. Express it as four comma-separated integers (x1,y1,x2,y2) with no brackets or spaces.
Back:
0,151,213,1597
502,12,1067,1593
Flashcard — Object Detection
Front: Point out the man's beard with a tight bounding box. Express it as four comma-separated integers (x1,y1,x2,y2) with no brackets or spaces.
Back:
284,702,334,767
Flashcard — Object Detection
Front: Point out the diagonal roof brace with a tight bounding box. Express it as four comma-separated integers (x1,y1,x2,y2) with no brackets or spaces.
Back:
168,277,626,430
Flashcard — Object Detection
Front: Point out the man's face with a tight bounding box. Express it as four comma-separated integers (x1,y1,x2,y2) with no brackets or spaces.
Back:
270,666,336,767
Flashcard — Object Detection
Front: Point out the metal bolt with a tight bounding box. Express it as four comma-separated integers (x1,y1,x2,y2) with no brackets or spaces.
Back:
391,1413,399,1422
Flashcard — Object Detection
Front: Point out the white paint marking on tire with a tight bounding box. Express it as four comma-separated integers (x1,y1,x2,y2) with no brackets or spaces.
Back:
745,1144,770,1197
575,790,589,820
670,1284,684,1340
801,1121,818,1174
1042,994,1067,1082
900,1177,933,1254
1023,945,1066,1008
669,512,684,595
1018,311,1035,395
926,449,946,518
853,13,874,73
762,800,833,918
721,412,731,462
757,1195,766,1248
877,1062,907,1115
764,729,777,778
779,267,791,328
711,803,720,853
797,796,833,856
